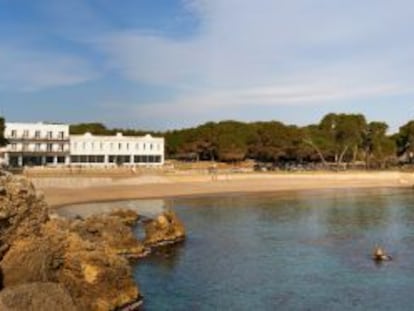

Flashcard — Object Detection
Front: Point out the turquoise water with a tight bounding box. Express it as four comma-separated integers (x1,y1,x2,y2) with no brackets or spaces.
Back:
134,188,414,310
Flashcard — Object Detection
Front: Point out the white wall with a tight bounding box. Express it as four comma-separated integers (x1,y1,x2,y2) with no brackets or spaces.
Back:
4,122,70,165
70,132,164,165
5,122,69,140
3,123,165,166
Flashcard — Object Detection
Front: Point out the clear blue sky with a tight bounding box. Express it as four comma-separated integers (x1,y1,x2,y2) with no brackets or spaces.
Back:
1,0,414,133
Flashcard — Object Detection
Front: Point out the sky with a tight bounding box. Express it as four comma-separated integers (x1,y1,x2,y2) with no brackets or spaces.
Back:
1,0,414,133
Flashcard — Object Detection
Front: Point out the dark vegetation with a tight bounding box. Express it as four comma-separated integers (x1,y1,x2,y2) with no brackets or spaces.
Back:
68,114,414,168
0,117,7,147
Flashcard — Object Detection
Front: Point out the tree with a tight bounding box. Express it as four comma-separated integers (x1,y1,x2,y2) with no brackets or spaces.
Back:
302,125,331,166
363,122,396,168
305,114,365,165
0,117,7,146
66,115,403,168
396,121,414,152
320,113,366,164
70,123,109,135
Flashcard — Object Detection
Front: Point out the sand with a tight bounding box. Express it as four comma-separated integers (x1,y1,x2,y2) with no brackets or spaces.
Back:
29,171,414,208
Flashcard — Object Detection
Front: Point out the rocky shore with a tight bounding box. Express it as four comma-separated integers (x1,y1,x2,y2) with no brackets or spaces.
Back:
0,172,186,311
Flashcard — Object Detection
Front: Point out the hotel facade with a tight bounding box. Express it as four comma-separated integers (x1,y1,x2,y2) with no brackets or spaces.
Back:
3,122,164,167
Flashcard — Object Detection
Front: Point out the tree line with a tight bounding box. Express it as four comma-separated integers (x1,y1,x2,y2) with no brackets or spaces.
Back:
70,114,414,168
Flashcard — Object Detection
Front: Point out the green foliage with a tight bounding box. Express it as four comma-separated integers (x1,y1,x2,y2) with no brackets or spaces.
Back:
395,121,414,154
248,122,305,162
364,122,396,168
70,123,109,135
317,113,367,163
70,123,162,137
0,117,7,146
68,113,408,166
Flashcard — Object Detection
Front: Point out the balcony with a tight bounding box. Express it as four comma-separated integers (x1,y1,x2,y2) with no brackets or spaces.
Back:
8,136,69,142
7,145,70,154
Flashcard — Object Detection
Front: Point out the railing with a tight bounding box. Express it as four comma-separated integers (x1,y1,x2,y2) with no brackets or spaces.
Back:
8,136,69,141
7,147,70,153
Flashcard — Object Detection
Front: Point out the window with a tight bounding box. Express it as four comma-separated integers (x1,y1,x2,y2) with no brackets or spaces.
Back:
35,143,41,151
58,131,64,139
100,142,103,150
47,144,53,152
143,143,146,150
126,143,129,150
47,131,53,139
11,143,17,150
11,130,17,138
46,156,54,164
91,142,95,150
35,131,41,139
23,130,29,138
59,144,64,152
118,143,122,150
22,143,29,151
82,142,86,150
134,155,149,163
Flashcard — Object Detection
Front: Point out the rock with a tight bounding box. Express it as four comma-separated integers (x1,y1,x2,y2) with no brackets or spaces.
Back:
109,209,140,226
1,219,142,311
0,173,186,310
59,232,141,311
144,209,186,247
0,243,9,261
0,186,7,196
0,282,77,311
0,175,143,311
0,210,10,220
1,236,63,286
0,175,49,246
70,215,149,258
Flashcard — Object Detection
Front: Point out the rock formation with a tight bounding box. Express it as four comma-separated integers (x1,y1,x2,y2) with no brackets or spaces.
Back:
144,209,186,247
0,173,48,259
70,215,149,259
0,282,77,311
0,172,186,310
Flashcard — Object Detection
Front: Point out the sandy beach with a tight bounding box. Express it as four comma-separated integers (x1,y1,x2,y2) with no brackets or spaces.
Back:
29,171,414,208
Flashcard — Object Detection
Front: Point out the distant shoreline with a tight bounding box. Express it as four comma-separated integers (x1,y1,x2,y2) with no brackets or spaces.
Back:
30,171,414,208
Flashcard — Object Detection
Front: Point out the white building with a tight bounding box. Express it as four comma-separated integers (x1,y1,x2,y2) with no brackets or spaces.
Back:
69,132,164,166
4,122,70,166
3,123,165,167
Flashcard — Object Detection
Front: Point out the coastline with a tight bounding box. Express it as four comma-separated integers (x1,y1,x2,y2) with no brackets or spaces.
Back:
30,171,414,208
